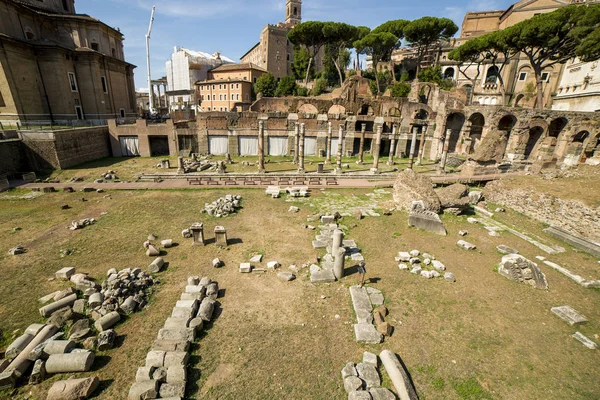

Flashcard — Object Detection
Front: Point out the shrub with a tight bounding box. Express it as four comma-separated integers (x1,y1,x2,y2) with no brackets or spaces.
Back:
390,82,411,98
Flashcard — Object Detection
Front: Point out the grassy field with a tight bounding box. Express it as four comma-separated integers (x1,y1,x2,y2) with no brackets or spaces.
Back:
0,186,598,399
44,155,443,183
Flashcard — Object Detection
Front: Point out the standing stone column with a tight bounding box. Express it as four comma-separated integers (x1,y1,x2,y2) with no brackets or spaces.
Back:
298,123,305,174
333,247,345,280
408,126,419,170
357,123,366,164
258,120,265,174
332,229,344,255
325,122,333,164
388,124,397,166
177,156,184,174
293,123,300,164
416,124,427,165
439,128,451,172
335,124,344,174
371,124,383,174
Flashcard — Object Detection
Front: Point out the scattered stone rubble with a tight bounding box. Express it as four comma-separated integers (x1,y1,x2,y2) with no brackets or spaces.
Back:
178,156,224,173
550,306,598,349
396,249,456,282
342,351,418,400
349,286,387,344
202,194,242,217
498,254,548,290
541,259,600,288
0,264,160,393
8,246,26,255
128,276,221,400
69,218,96,231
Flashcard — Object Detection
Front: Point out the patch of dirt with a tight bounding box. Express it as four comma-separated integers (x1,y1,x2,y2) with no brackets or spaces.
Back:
201,363,236,394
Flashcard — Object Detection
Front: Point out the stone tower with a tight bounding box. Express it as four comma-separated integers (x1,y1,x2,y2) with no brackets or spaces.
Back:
285,0,302,25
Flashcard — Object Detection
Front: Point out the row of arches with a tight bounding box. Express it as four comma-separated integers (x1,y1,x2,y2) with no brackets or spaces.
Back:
443,111,599,164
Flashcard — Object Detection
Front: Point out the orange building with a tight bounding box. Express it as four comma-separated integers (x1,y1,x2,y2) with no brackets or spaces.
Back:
196,63,267,112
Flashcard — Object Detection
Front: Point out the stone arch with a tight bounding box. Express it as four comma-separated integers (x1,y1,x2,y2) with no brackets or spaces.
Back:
572,130,589,143
585,133,600,158
443,67,455,80
419,84,433,105
298,103,318,115
514,94,525,107
445,112,466,154
328,104,346,115
498,114,518,159
415,108,429,120
524,126,544,160
467,112,485,153
358,104,374,116
548,117,568,138
485,66,500,84
389,107,401,117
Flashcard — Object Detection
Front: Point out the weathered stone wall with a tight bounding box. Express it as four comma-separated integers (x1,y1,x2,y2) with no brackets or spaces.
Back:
21,127,111,170
483,180,600,243
0,139,26,177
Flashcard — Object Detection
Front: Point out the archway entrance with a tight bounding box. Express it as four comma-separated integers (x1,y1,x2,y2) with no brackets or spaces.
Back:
524,126,543,160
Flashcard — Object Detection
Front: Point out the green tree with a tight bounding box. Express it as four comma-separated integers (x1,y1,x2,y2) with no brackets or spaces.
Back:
275,76,297,97
390,81,411,98
448,37,488,104
288,21,327,85
254,73,277,98
372,19,410,81
498,5,600,109
312,77,328,96
354,32,398,95
323,22,358,86
293,46,312,81
404,17,458,76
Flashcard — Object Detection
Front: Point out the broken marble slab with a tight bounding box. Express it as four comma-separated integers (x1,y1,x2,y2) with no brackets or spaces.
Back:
349,286,373,324
354,324,383,344
551,306,588,326
572,332,597,349
310,269,336,284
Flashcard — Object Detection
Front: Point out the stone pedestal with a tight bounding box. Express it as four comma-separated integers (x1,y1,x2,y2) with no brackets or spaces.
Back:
177,157,184,174
298,123,305,174
161,160,170,169
190,223,204,246
214,226,228,247
317,163,324,174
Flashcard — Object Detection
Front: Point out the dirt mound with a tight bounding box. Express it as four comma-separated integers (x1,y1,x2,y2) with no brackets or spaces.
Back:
393,169,441,213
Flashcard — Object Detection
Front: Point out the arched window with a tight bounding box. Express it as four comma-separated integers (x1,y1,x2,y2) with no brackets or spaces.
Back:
485,66,499,84
443,67,455,80
91,42,99,51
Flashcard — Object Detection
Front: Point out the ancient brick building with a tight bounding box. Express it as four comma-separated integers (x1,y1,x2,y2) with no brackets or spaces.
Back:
0,0,137,125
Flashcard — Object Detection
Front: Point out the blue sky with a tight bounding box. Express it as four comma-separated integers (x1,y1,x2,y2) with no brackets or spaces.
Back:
78,0,516,90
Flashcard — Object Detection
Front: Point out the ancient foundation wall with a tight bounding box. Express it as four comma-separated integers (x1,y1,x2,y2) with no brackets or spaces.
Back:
0,139,27,177
483,180,600,243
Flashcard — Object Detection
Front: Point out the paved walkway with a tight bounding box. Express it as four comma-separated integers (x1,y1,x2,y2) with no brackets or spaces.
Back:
8,172,522,191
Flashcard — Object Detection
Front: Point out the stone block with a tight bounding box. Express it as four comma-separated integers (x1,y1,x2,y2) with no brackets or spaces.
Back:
551,306,588,326
572,332,598,349
163,352,188,368
55,267,76,280
344,376,364,392
356,362,380,388
151,340,190,353
444,272,456,282
341,362,357,379
457,240,476,250
239,263,252,273
277,272,296,281
45,351,95,373
47,377,99,400
354,324,383,344
369,387,396,400
497,245,518,255
164,317,190,329
408,210,447,236
350,286,373,324
166,365,187,383
498,254,548,290
145,351,165,368
349,391,372,400
135,366,155,382
157,328,195,343
310,269,336,283
128,380,159,400
160,382,186,398
362,352,378,367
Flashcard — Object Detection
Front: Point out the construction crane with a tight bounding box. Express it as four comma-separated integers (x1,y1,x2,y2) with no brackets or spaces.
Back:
146,5,156,116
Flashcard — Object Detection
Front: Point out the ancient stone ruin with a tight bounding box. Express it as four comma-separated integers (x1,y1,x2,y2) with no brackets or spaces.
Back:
498,254,548,289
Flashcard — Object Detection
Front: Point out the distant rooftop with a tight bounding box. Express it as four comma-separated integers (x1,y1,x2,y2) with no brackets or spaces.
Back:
210,63,268,73
175,47,235,64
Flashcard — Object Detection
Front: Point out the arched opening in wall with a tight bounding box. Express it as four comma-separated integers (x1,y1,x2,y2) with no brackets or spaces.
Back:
354,120,374,132
298,103,318,115
112,48,116,58
485,66,499,84
389,107,401,117
359,104,374,116
445,113,465,153
468,113,485,153
407,69,416,80
514,94,525,107
573,131,589,143
491,98,497,105
548,117,568,138
524,126,544,160
91,42,99,51
497,114,517,158
477,96,483,105
24,28,35,40
415,109,429,120
585,134,600,158
328,105,346,115
443,67,455,80
484,97,491,105
419,85,432,105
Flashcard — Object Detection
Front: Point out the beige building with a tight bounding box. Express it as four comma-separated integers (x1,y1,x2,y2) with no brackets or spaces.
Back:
0,0,136,125
392,0,600,111
196,63,267,112
241,0,308,79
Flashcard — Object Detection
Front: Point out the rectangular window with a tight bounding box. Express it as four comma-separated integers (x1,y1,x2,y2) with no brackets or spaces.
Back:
236,83,239,89
245,94,249,101
68,72,78,92
201,94,204,101
236,94,239,101
75,106,83,120
91,43,99,51
253,77,257,83
231,84,234,89
213,95,216,100
212,84,215,90
224,107,228,112
541,72,550,82
101,76,108,94
120,108,125,118
518,72,527,81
